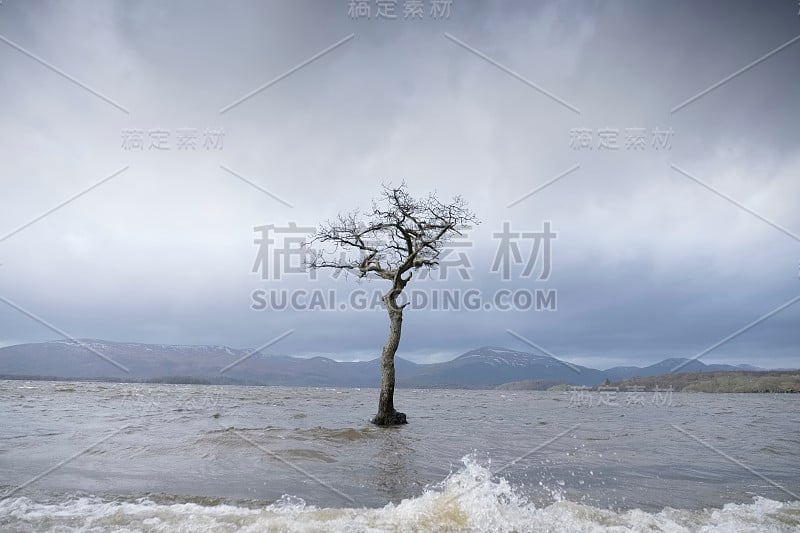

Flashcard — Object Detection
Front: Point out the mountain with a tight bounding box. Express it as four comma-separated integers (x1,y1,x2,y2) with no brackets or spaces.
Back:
602,365,644,382
0,339,418,387
0,340,781,388
398,346,606,387
604,357,748,381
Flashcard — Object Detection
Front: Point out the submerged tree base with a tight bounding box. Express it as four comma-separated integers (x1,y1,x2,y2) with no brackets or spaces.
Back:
371,410,408,426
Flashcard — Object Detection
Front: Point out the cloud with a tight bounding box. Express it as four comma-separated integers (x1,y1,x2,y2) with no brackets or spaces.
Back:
0,1,797,368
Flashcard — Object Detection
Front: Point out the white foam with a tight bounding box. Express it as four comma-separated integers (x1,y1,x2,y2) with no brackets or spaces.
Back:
1,456,798,532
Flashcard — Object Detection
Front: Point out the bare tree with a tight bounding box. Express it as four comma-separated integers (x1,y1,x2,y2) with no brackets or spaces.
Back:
308,183,479,426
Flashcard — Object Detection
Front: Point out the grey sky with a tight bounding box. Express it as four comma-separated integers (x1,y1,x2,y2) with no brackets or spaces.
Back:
0,0,798,369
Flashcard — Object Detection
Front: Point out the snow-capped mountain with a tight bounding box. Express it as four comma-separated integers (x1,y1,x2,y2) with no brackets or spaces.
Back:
453,346,556,367
398,346,607,386
0,340,775,387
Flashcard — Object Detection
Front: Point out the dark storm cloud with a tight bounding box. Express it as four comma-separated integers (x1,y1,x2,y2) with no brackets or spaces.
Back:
0,0,797,368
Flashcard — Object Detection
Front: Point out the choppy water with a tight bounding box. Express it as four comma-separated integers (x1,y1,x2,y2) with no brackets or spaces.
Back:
1,381,799,532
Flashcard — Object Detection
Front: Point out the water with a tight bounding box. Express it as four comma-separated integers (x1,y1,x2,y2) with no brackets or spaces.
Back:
1,381,799,532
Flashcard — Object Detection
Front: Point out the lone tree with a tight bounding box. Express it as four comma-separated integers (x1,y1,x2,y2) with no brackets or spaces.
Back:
308,183,478,426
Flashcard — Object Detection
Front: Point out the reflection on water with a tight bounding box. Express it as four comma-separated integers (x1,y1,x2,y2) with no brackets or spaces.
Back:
370,427,419,502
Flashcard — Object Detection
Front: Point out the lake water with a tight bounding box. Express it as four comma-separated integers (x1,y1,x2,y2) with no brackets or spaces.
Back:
1,381,799,532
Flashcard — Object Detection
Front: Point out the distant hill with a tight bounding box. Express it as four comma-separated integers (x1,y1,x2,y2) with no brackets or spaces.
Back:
0,340,788,389
0,339,415,387
602,357,756,381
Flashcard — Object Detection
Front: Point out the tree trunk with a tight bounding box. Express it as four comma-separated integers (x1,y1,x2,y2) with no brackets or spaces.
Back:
371,293,408,426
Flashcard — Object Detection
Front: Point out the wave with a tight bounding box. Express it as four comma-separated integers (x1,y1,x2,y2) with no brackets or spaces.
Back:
1,456,798,532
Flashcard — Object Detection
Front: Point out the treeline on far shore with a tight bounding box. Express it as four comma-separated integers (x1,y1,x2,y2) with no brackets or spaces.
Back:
496,371,800,393
608,371,800,393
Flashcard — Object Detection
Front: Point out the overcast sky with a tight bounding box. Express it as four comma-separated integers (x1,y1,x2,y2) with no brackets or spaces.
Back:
0,0,798,369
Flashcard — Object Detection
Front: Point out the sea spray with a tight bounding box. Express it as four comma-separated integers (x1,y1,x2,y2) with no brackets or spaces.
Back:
2,455,799,532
